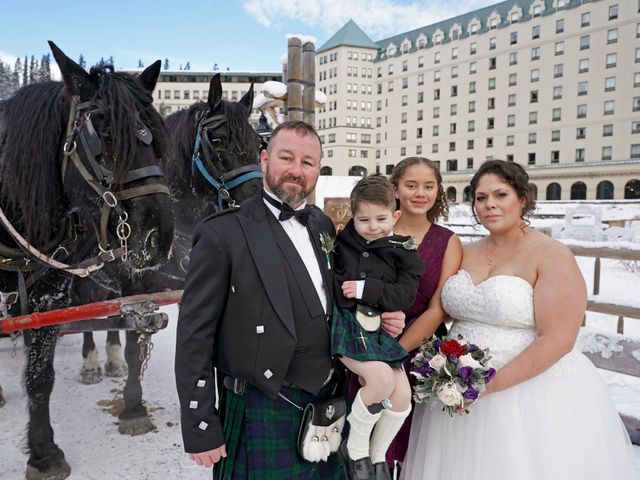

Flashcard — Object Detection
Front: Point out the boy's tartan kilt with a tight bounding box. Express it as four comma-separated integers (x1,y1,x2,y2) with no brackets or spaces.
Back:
214,383,345,480
331,306,408,368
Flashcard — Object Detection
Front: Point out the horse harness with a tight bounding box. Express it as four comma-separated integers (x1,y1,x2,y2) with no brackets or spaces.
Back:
191,109,262,211
0,94,170,286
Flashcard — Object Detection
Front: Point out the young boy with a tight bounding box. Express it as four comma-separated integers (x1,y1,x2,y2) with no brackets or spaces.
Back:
331,174,424,480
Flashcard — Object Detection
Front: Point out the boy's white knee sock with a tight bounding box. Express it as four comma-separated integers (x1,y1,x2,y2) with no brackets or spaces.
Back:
346,389,382,460
369,405,412,464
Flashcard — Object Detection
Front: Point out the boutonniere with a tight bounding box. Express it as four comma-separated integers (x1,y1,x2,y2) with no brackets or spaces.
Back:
319,232,336,270
389,237,418,251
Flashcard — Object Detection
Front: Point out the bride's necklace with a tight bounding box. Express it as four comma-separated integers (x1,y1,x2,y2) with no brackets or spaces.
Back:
484,233,526,265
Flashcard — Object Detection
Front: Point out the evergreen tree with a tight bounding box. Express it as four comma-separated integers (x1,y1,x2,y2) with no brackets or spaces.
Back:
78,53,86,69
138,59,144,68
22,55,28,86
13,57,22,89
163,58,170,70
0,58,13,100
184,61,191,71
29,55,38,84
107,55,114,68
40,54,51,80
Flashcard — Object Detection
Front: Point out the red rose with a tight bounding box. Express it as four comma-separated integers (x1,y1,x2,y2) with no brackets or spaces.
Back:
440,340,467,358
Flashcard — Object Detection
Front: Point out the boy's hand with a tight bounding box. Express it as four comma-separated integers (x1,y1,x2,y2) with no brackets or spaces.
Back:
341,281,358,298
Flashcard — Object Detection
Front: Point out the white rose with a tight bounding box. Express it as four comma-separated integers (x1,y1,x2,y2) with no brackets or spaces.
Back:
428,354,446,371
437,382,463,407
458,353,482,370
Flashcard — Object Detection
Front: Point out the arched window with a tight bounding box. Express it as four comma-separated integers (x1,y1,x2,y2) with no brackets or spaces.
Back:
596,180,614,199
348,165,367,177
530,183,538,200
570,181,587,200
546,182,561,200
446,186,457,203
463,186,472,202
320,166,333,176
625,179,640,199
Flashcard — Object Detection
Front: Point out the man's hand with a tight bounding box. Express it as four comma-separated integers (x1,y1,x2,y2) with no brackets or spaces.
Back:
188,445,227,468
341,281,358,299
381,310,405,338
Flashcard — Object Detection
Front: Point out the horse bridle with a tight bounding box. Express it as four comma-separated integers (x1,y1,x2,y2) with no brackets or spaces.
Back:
191,109,262,210
62,94,170,262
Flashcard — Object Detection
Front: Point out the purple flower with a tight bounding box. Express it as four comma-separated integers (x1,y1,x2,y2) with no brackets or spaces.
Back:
433,339,442,350
484,368,496,382
463,387,479,400
457,366,473,380
416,364,435,376
449,354,459,363
468,344,479,352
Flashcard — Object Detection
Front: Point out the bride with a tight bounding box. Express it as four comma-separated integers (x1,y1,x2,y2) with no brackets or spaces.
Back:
402,160,636,479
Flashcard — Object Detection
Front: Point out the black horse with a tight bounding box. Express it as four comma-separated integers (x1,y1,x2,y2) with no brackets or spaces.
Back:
75,73,262,434
0,42,174,480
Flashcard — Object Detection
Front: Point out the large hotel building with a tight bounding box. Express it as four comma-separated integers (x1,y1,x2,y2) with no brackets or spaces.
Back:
316,0,640,200
152,0,640,200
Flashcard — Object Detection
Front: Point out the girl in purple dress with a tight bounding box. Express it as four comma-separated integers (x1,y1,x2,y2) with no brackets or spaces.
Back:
389,158,462,471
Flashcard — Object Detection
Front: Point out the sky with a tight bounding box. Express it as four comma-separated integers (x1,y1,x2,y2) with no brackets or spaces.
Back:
0,0,497,74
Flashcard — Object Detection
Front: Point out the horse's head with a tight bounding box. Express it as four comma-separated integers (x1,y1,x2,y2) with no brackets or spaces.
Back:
50,42,174,271
189,74,262,210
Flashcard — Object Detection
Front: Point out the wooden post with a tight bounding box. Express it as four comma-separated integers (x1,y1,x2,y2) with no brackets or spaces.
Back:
302,41,316,126
617,316,624,335
593,257,601,295
281,57,288,119
287,37,303,122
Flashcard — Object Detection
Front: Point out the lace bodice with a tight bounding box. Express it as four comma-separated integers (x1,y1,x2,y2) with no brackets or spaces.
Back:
442,270,537,368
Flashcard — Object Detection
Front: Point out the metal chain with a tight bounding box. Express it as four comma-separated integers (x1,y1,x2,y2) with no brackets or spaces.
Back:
137,333,154,381
10,332,19,358
116,211,131,262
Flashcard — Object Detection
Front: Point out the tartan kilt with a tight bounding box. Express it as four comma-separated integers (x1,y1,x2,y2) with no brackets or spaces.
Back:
330,306,408,369
214,383,345,480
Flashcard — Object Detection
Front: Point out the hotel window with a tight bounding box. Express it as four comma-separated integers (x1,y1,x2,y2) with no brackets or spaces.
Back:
470,42,477,54
510,32,518,45
400,130,407,141
467,157,474,169
433,106,440,118
552,108,561,121
606,54,617,68
452,47,459,59
581,12,590,27
509,73,517,86
449,142,456,152
401,112,408,123
579,59,589,73
434,52,441,63
507,114,515,127
506,135,514,146
487,117,495,130
468,120,476,132
580,35,590,50
553,86,563,99
509,52,518,65
551,151,560,163
556,19,564,33
417,110,423,121
451,85,458,97
634,97,640,111
488,97,495,109
605,77,616,92
576,148,585,162
608,4,618,20
576,127,586,139
529,111,538,124
432,144,439,153
388,81,394,92
487,138,494,148
532,25,540,39
533,5,541,16
508,94,516,106
510,11,519,23
388,64,394,75
632,144,640,159
554,64,563,78
447,159,458,171
555,41,564,56
174,90,180,99
401,95,408,106
490,17,498,29
636,48,640,63
632,121,640,134
602,146,612,161
578,81,588,96
402,60,408,72
470,62,477,74
418,56,424,68
416,146,423,154
433,125,440,136
488,78,496,90
450,123,457,134
402,77,408,89
489,57,497,70
416,127,423,138
468,140,475,150
434,88,440,100
451,66,459,78
552,130,560,142
469,81,477,94
528,153,536,165
489,37,496,50
577,104,587,118
603,124,613,137
635,72,640,87
451,104,458,115
531,69,540,82
530,90,539,103
607,29,618,44
531,47,540,61
418,74,424,85
434,70,441,82
528,133,537,144
417,92,424,103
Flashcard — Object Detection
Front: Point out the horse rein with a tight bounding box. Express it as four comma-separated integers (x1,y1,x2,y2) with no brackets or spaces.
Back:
191,109,262,210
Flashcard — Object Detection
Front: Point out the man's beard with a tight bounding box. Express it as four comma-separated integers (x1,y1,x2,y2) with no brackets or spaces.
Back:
265,169,312,206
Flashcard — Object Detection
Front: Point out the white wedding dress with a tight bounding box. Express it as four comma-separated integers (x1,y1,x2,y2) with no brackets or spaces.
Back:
402,270,637,480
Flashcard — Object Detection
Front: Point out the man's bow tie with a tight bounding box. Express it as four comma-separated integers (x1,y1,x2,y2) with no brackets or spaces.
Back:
262,190,312,226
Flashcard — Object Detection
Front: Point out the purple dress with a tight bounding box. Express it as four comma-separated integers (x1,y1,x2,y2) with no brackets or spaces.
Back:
346,223,454,467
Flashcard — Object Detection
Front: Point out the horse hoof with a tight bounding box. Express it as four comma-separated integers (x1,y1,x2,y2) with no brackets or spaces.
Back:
118,415,154,436
78,368,103,385
25,459,71,480
104,361,127,378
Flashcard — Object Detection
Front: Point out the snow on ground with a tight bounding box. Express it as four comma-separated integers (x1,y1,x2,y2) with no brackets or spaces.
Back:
1,257,640,479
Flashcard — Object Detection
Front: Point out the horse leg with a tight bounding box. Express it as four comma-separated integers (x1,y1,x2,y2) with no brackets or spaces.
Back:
104,330,127,377
118,330,154,435
0,383,5,407
78,332,102,384
25,326,71,480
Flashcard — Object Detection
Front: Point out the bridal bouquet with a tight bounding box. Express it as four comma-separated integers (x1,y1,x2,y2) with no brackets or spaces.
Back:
411,335,496,416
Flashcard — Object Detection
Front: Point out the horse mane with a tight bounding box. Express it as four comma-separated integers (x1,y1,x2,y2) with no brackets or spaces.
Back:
165,98,258,198
0,69,171,247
